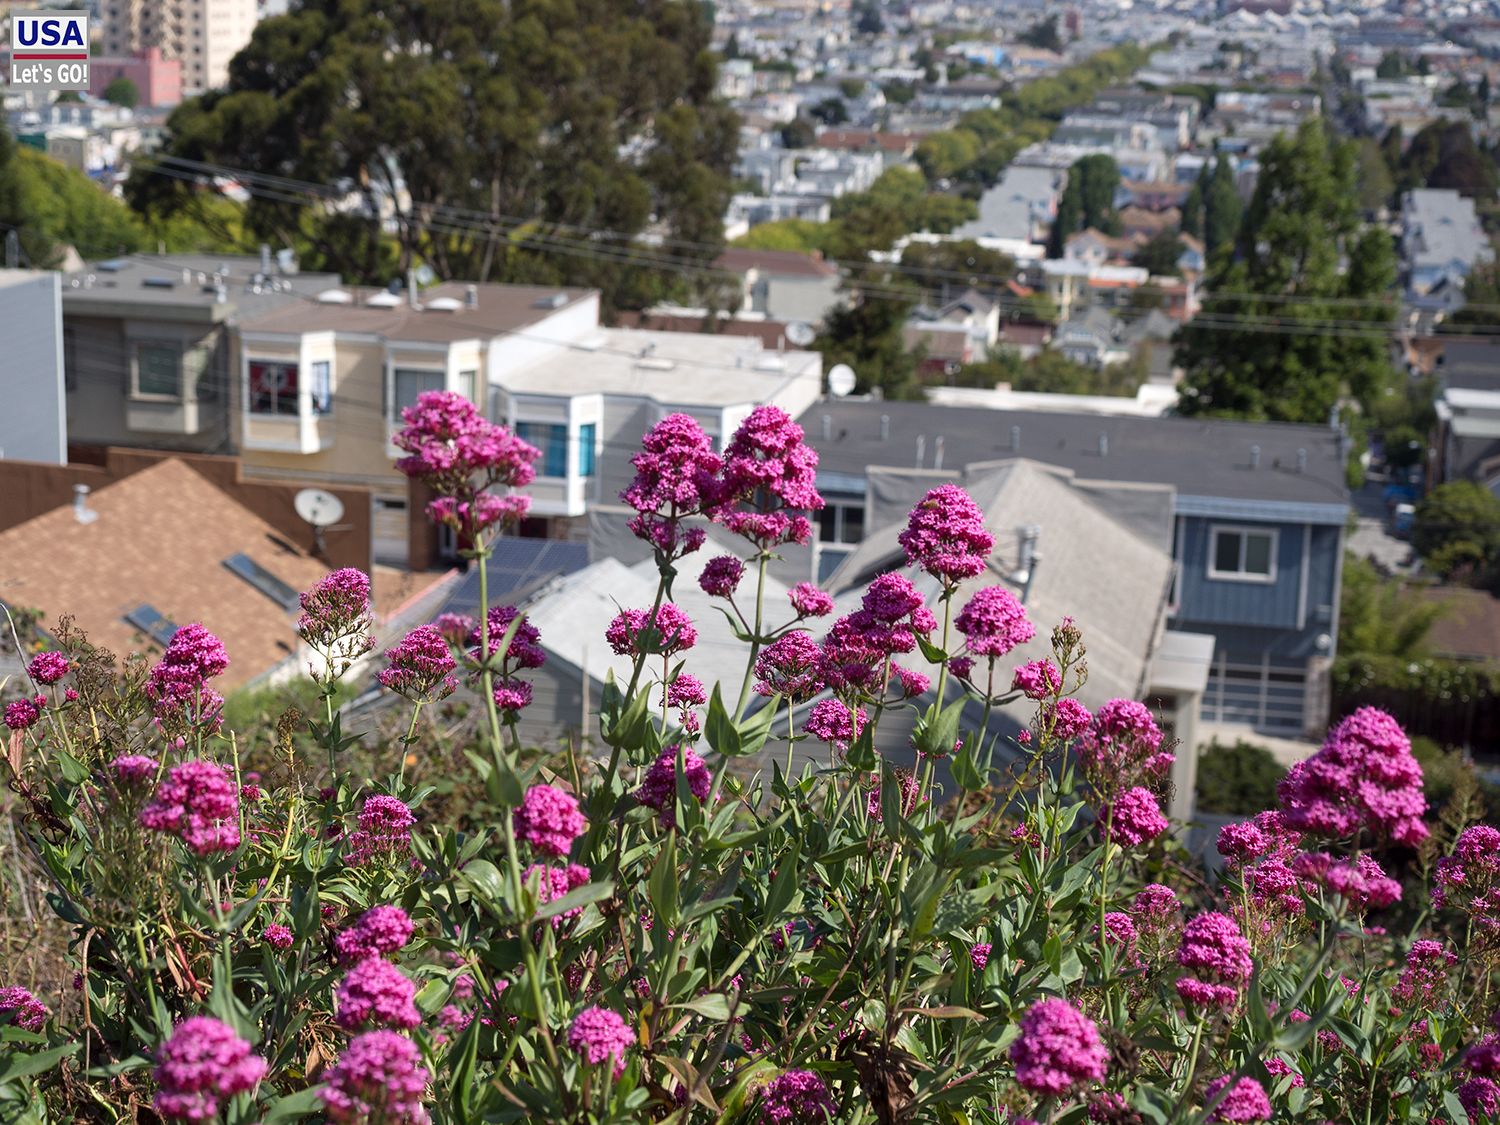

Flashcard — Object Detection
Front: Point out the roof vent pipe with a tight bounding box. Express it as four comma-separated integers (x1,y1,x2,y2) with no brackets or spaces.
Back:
73,484,98,525
1250,444,1261,469
1098,432,1108,457
406,268,418,308
933,435,945,471
821,414,832,440
915,434,926,468
1296,448,1308,473
259,243,271,274
880,414,890,441
1011,424,1021,451
465,284,478,309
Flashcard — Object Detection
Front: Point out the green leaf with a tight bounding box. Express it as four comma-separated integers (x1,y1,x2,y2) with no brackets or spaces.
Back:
458,860,506,908
1445,1090,1472,1125
916,631,948,665
602,684,652,752
845,723,877,772
909,1005,981,1020
649,834,680,928
537,879,616,921
713,605,754,643
489,742,525,809
258,1087,326,1125
913,695,967,760
950,743,984,791
705,682,741,756
0,1042,78,1082
737,696,780,756
763,836,802,925
674,993,732,1021
1273,985,1344,1052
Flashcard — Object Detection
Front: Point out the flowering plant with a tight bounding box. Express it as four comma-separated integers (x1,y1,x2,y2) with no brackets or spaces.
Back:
0,399,1493,1125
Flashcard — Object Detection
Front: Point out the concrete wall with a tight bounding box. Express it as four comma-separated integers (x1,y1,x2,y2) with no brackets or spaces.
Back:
0,270,66,464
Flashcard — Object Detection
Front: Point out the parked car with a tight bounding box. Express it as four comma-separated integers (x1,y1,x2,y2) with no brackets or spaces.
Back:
1392,503,1416,538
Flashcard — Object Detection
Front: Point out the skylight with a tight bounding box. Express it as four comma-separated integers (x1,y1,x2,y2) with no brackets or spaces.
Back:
124,604,180,647
223,553,300,610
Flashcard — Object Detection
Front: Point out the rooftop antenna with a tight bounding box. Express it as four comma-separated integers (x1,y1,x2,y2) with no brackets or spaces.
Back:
294,488,346,561
827,363,856,397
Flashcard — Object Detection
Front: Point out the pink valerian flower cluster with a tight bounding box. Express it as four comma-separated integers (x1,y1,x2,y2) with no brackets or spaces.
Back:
1097,912,1138,952
335,958,421,1030
1262,1056,1304,1088
699,555,745,599
1013,659,1061,700
970,943,992,971
1394,941,1455,1012
27,650,69,685
1276,706,1427,846
321,1030,431,1124
636,747,712,827
666,673,708,731
432,613,474,646
513,784,586,857
606,603,698,658
152,1016,268,1122
262,924,294,951
1103,787,1168,848
1462,1043,1500,1123
3,695,44,730
1203,1076,1272,1123
393,390,538,542
140,760,240,856
469,605,547,669
758,1068,838,1124
1295,851,1401,912
567,1005,636,1077
955,586,1036,660
755,631,824,701
1133,883,1180,926
144,623,229,735
110,754,159,787
1434,825,1500,926
1175,912,1253,1010
1075,699,1171,798
789,582,834,618
718,406,824,550
526,863,592,925
805,698,868,755
1008,998,1109,1096
335,906,415,963
378,626,457,703
296,570,375,674
1042,697,1093,742
0,986,47,1032
621,413,725,559
867,771,923,821
1216,811,1300,869
346,796,416,867
898,484,994,586
820,573,937,695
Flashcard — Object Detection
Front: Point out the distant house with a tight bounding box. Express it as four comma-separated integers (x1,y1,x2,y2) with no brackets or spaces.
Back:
713,247,843,325
950,165,1062,246
1431,338,1500,496
1402,189,1494,306
801,400,1351,736
0,269,65,465
1053,306,1132,367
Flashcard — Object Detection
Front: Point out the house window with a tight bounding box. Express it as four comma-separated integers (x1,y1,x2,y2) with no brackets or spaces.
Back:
63,327,76,392
458,369,478,403
516,421,568,478
393,368,444,421
310,360,332,415
578,422,597,477
135,343,181,398
249,360,299,415
1208,525,1277,582
817,500,865,545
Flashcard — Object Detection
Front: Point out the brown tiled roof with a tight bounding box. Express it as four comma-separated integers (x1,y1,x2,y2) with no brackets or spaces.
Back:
1418,587,1500,664
715,247,839,279
611,311,793,349
814,129,922,153
0,459,331,688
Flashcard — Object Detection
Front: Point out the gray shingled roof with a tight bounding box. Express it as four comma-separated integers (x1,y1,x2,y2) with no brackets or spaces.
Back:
800,400,1349,507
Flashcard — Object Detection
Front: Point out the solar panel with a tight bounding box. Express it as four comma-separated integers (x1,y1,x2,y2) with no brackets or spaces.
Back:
443,538,590,616
223,553,300,610
124,604,180,647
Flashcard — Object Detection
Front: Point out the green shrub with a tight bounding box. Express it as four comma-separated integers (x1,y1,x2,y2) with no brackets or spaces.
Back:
1196,737,1287,814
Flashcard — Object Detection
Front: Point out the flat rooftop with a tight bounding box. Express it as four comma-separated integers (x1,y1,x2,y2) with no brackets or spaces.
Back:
801,399,1350,506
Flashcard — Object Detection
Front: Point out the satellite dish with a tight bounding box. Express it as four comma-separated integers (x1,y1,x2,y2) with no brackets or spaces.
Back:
828,364,857,397
785,321,816,347
295,488,345,529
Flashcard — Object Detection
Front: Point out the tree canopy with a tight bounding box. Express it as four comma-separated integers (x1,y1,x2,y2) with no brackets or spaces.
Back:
0,129,146,265
1413,481,1500,582
128,0,738,308
103,76,140,108
1175,120,1399,423
1047,154,1121,255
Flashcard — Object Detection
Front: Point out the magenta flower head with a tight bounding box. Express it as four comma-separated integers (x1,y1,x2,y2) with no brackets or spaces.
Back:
805,698,868,756
970,942,992,971
955,586,1035,660
27,651,69,685
754,631,824,701
335,905,415,963
321,1030,431,1124
1298,851,1401,911
1216,820,1270,866
718,407,824,550
145,623,229,736
1175,912,1253,1010
605,603,697,657
262,924,294,951
758,1068,837,1124
152,1016,268,1122
898,484,994,586
470,605,547,669
432,613,475,646
1133,883,1180,925
378,626,457,703
789,582,834,618
1460,1077,1500,1122
1012,659,1061,700
1278,706,1426,845
1043,697,1093,742
1435,825,1500,924
140,760,240,856
111,754,159,787
1076,699,1168,796
0,986,47,1032
1203,1076,1271,1122
636,746,712,826
525,863,592,926
621,412,724,560
1103,787,1169,847
867,771,923,821
1008,998,1109,1096
336,958,422,1031
1394,940,1455,1010
514,784,586,857
699,555,746,599
3,696,43,730
297,569,374,660
567,1005,636,1077
346,796,416,867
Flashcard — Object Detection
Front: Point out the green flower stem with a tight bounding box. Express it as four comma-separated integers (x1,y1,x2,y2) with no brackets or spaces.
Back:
397,702,423,789
734,551,771,720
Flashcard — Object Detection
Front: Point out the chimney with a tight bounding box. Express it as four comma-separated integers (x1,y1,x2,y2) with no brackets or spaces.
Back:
933,435,945,471
465,284,478,309
1296,448,1308,473
821,414,832,440
1098,432,1109,457
1250,444,1261,469
915,434,926,468
406,268,418,308
1010,424,1021,451
72,484,98,525
880,414,890,441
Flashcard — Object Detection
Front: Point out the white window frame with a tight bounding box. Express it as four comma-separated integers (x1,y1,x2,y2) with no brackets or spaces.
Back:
132,340,183,401
390,367,446,425
1207,523,1278,584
